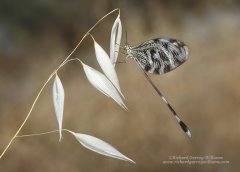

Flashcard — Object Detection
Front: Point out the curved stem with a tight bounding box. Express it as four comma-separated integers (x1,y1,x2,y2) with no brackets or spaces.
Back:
16,129,73,138
59,58,82,67
0,71,56,159
0,8,120,159
16,130,60,138
57,8,120,70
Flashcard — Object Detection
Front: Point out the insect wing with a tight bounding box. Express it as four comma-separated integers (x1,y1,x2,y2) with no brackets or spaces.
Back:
130,38,189,75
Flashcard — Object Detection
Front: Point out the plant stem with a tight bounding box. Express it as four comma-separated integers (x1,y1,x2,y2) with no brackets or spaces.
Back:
0,8,120,159
16,130,60,138
0,71,56,159
58,8,120,69
16,129,72,138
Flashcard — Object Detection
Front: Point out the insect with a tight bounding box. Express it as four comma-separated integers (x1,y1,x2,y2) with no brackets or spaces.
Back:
124,37,191,138
125,38,189,74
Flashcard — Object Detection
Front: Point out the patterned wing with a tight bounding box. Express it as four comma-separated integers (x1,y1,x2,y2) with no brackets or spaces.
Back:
131,38,189,74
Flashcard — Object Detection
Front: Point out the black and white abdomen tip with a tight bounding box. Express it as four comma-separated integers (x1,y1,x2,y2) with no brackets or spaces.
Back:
173,108,191,138
179,120,191,138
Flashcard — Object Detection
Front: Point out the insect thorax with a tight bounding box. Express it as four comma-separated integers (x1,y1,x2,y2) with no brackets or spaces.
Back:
125,38,189,75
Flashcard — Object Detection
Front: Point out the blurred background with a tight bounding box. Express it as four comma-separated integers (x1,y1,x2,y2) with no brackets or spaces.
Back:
0,0,240,171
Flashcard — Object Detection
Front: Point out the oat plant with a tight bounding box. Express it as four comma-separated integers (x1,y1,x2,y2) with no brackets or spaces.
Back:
0,8,135,164
1,8,192,165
